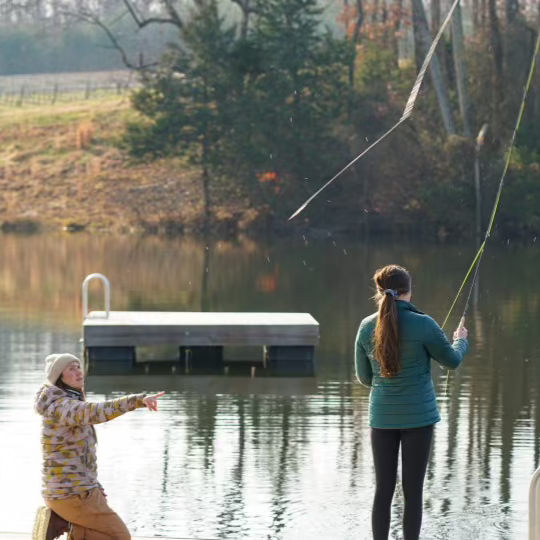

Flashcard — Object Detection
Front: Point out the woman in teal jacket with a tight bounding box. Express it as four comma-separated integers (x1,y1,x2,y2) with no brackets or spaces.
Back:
355,265,468,540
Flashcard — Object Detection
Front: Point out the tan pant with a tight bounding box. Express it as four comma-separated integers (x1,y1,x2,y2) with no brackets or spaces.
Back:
46,488,130,540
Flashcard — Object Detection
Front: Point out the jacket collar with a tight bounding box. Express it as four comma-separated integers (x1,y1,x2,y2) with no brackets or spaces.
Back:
64,388,83,400
396,300,424,315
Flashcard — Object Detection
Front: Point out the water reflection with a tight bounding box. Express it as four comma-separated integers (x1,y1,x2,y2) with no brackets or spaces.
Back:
0,233,538,538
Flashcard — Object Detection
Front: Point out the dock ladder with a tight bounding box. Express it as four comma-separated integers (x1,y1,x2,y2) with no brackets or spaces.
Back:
82,273,110,320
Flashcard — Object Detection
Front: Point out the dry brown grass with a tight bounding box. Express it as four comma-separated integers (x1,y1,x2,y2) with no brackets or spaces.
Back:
0,96,265,235
76,122,95,150
0,97,208,233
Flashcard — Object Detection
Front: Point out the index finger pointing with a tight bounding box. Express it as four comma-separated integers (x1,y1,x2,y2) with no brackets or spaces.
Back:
154,391,166,399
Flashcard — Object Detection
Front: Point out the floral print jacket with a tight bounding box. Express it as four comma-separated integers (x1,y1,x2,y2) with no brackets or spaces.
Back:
35,384,146,500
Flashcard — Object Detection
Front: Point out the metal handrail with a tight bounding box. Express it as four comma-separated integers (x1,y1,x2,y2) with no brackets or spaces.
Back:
531,466,540,539
82,273,110,320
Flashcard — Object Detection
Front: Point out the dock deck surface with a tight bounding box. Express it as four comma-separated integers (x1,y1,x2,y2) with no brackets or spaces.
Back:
84,311,319,347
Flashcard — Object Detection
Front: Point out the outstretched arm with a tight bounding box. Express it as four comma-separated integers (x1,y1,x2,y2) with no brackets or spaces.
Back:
424,317,468,370
46,391,165,426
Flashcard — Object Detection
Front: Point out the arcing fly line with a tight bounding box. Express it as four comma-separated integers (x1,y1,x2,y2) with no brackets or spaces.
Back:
441,30,540,392
288,0,463,221
442,30,540,331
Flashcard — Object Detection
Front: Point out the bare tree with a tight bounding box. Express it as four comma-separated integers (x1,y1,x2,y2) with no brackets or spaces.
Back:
411,0,457,135
57,0,189,70
452,2,472,137
488,0,503,139
471,0,479,30
0,0,36,22
231,0,256,39
505,0,519,25
347,0,364,103
430,0,440,37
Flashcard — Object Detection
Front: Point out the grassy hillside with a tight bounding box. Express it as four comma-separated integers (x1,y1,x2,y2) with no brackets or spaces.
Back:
0,96,258,235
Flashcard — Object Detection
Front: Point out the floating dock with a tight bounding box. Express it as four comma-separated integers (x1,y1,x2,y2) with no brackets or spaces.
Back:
82,274,319,376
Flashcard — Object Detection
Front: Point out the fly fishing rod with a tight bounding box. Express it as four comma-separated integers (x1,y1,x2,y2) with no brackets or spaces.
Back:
442,30,540,392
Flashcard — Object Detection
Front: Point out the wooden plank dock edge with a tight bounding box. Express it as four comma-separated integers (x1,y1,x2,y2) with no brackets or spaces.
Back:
83,311,320,347
1,533,219,540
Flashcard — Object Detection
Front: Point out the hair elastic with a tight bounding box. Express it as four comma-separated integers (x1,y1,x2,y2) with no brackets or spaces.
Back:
383,289,398,298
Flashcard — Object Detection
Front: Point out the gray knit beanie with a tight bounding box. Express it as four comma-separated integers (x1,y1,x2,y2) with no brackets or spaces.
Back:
44,353,81,385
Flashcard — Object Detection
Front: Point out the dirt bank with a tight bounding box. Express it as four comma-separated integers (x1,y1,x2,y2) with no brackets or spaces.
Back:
0,97,268,235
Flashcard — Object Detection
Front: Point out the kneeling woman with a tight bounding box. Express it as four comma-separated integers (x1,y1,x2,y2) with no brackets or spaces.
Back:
355,265,468,540
34,353,164,540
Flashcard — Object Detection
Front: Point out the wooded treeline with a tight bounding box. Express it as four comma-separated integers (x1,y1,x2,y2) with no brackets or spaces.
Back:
2,0,539,238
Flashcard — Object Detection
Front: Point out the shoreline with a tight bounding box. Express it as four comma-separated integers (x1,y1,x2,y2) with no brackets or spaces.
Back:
1,98,537,242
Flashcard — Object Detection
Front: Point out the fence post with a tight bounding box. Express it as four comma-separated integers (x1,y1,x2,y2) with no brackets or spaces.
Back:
531,467,540,540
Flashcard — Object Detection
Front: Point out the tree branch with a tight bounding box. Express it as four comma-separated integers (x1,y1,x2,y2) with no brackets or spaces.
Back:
64,8,159,71
230,0,258,15
161,0,184,30
121,0,182,30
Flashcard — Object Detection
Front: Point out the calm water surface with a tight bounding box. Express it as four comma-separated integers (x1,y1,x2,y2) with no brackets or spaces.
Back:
0,233,538,539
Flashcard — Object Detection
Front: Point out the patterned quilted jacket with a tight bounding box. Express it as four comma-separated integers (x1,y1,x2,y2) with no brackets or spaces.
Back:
35,384,146,500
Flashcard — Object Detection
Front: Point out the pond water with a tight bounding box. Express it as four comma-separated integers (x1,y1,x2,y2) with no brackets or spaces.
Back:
0,233,538,539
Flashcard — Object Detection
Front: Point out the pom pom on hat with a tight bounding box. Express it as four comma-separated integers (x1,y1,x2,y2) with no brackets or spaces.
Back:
44,353,81,385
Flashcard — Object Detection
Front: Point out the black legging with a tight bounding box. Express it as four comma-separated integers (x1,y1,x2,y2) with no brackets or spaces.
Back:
371,424,434,540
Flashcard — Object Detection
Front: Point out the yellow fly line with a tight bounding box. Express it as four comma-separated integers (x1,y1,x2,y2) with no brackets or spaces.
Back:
441,31,540,393
442,30,540,331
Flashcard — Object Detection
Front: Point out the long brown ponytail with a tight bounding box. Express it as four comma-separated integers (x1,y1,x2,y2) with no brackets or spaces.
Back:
373,265,411,377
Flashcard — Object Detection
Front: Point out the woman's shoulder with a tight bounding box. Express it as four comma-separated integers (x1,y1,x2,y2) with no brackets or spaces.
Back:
35,384,69,415
400,308,442,337
358,312,378,336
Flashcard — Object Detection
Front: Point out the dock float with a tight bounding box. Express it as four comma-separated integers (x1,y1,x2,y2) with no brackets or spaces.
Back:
82,274,319,376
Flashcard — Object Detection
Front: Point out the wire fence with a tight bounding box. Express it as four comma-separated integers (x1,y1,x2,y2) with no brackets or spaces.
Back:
0,70,139,106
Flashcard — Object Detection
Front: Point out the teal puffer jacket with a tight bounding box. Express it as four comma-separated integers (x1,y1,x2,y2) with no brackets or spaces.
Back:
355,300,468,429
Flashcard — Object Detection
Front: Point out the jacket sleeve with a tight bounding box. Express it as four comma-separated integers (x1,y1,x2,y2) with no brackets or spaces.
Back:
355,324,373,387
46,394,147,426
423,316,468,370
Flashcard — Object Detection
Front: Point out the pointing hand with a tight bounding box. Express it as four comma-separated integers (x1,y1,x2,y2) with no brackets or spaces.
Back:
143,391,165,411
